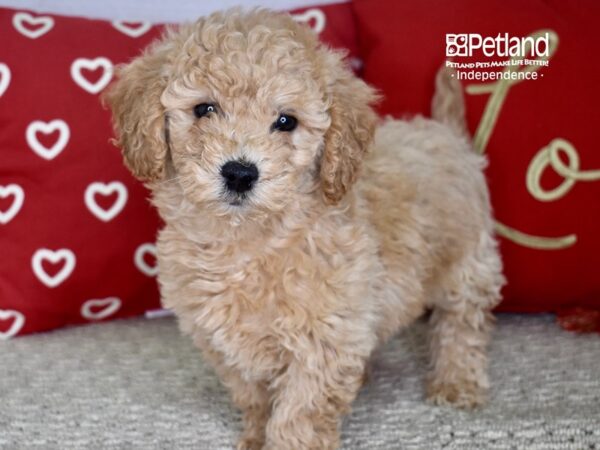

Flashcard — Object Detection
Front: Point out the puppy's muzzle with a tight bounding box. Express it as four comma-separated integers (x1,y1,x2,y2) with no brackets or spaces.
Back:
221,160,259,194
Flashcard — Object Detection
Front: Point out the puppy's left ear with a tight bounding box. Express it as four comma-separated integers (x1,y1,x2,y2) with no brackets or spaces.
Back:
320,52,379,204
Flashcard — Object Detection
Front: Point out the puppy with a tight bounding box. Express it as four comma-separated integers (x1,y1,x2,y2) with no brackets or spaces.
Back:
106,9,505,450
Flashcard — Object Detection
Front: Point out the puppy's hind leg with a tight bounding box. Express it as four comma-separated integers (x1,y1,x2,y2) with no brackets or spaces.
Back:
426,231,504,409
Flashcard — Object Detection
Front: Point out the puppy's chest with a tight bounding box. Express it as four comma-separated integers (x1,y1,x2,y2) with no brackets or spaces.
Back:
193,244,352,377
196,236,335,307
194,249,319,373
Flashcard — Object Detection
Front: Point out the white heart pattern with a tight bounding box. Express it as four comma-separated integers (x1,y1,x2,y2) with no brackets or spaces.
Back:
134,243,158,277
81,297,121,320
26,119,70,160
0,184,25,225
31,248,76,288
12,12,54,39
292,9,326,34
0,63,11,98
112,21,152,38
84,181,128,222
70,57,113,94
0,309,25,340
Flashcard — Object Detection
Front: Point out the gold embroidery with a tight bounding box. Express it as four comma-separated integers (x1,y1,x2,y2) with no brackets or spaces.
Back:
527,138,600,202
466,30,559,155
465,30,581,250
494,222,577,250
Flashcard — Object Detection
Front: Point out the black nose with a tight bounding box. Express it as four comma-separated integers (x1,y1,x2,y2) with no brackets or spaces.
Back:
221,160,259,194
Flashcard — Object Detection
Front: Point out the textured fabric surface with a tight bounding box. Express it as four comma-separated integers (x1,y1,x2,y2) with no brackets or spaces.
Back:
1,314,599,449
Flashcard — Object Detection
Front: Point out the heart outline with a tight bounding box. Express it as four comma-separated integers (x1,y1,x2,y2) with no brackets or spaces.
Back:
70,57,113,94
84,181,128,222
0,310,25,340
134,243,158,277
31,248,76,288
112,21,152,38
0,184,25,225
0,63,11,98
81,297,121,320
12,12,54,39
292,9,326,34
26,119,70,160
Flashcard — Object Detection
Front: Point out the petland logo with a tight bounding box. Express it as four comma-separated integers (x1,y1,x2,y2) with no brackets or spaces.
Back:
446,33,550,58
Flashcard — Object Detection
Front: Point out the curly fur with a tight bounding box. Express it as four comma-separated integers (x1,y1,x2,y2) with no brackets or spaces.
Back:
106,9,505,450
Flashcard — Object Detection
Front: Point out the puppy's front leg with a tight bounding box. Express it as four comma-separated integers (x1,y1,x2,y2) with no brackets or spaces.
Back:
226,374,270,450
212,365,270,450
199,345,270,450
264,349,366,450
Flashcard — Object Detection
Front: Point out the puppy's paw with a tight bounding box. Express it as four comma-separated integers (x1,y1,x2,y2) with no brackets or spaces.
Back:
236,436,264,450
426,379,487,410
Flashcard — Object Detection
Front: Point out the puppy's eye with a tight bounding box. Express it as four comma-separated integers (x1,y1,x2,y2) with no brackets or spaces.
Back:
272,114,298,132
193,103,217,118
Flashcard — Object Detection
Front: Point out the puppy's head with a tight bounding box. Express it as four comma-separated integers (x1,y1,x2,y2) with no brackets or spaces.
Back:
106,9,377,217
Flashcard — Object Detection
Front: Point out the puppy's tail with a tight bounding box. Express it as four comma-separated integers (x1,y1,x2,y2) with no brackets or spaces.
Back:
431,66,469,139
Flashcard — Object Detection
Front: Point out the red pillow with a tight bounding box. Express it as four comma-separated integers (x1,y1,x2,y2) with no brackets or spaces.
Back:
353,0,600,315
0,3,358,339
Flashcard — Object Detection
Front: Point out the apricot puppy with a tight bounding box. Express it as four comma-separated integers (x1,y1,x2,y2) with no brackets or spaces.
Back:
107,9,505,450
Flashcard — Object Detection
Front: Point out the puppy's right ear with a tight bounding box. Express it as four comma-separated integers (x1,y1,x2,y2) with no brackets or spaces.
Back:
104,43,170,181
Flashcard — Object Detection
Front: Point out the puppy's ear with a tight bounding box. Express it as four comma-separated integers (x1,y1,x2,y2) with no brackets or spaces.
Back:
104,43,171,181
320,53,379,204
